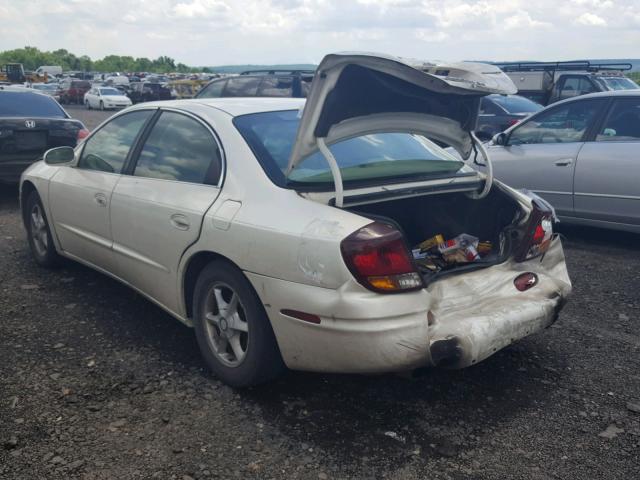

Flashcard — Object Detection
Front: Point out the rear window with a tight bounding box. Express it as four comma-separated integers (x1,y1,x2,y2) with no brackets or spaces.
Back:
0,92,66,118
71,81,90,89
234,110,469,189
490,95,543,114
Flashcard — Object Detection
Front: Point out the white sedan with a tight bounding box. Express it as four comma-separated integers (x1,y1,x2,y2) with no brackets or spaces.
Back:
84,86,132,110
20,53,571,387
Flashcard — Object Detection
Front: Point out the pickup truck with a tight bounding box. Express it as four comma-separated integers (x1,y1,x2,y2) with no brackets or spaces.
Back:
494,61,639,106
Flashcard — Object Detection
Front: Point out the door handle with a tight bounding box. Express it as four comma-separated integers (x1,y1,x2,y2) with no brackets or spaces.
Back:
554,159,573,167
94,193,108,207
170,214,190,231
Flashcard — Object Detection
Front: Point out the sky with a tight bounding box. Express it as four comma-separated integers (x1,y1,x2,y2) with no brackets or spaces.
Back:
1,0,639,66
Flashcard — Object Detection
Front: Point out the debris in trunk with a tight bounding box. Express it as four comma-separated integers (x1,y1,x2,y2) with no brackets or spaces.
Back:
412,232,493,272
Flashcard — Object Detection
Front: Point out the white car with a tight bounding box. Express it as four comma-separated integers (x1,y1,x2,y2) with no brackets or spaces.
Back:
84,87,132,110
19,53,571,387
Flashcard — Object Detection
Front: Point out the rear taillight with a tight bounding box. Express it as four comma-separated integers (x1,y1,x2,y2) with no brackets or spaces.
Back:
77,129,90,141
341,222,423,293
514,199,554,262
507,118,521,128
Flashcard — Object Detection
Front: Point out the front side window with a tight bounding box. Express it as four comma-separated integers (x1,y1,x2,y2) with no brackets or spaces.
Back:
509,100,602,145
559,77,596,100
234,110,470,188
78,110,153,173
223,77,261,97
133,111,221,184
596,98,640,142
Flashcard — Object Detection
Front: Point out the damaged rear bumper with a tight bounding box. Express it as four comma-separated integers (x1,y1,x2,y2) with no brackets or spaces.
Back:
247,237,571,373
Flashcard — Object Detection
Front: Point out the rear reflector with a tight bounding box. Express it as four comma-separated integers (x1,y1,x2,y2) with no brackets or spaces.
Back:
514,272,538,292
281,309,321,324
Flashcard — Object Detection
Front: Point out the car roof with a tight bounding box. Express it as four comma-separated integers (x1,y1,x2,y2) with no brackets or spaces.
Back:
137,97,306,117
554,89,640,105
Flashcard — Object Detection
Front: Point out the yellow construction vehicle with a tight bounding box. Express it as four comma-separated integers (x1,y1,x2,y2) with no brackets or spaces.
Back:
0,64,48,84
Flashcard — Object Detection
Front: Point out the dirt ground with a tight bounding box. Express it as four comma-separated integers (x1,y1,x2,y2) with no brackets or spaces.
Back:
1,106,639,479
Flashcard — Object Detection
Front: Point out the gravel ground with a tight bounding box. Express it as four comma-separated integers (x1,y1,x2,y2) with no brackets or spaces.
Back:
1,107,639,479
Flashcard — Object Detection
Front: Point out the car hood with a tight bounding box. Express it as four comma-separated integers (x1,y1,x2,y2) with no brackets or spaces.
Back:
103,95,130,102
287,52,516,174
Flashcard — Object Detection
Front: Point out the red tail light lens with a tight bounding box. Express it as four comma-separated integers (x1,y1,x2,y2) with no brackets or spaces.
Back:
515,199,554,262
77,128,90,142
341,222,423,293
507,118,521,128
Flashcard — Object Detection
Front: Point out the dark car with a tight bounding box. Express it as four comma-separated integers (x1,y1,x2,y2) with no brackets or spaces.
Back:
195,70,315,99
0,87,88,183
58,79,91,104
128,82,172,104
476,94,543,141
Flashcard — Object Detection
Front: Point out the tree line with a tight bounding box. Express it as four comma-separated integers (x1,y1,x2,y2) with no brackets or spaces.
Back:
0,46,205,73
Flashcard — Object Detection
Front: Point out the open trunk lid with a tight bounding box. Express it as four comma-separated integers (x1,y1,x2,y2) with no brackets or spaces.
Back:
287,53,516,173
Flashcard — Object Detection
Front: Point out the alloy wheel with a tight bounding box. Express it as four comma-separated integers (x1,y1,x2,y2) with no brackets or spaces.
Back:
30,204,48,258
203,282,250,367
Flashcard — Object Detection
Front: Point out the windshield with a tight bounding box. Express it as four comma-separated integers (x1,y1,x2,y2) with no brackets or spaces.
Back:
234,110,470,188
100,88,121,96
0,92,66,117
490,95,542,114
597,76,640,91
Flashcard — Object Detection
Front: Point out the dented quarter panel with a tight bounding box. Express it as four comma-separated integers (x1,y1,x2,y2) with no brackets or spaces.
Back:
245,237,570,373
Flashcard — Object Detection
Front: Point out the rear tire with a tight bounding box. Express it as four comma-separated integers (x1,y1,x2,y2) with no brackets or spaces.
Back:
193,260,285,387
99,101,104,111
85,100,91,110
25,191,61,268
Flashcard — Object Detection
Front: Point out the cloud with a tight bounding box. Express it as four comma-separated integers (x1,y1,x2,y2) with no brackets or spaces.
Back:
0,0,638,65
503,11,551,30
575,12,607,26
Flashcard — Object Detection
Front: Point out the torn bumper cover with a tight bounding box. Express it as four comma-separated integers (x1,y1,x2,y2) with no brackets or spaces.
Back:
249,236,571,373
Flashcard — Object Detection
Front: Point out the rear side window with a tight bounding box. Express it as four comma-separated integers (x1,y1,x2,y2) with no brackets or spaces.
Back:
223,77,261,97
78,110,153,173
133,111,222,184
197,80,226,98
257,77,293,97
509,100,602,145
596,98,640,142
0,92,66,118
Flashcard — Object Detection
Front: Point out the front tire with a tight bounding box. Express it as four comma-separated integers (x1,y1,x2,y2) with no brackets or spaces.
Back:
25,191,61,268
99,101,104,111
85,100,91,110
193,261,285,387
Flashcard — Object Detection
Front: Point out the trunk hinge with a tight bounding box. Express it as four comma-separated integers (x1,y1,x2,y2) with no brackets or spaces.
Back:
317,137,344,208
467,131,493,200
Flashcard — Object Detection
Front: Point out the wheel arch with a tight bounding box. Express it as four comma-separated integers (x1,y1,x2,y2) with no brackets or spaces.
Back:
20,180,38,228
182,250,245,320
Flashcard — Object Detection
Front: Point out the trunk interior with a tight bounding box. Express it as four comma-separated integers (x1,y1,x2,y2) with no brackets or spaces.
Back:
346,186,525,283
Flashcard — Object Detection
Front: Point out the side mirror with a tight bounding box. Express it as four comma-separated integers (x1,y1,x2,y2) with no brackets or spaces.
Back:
493,132,508,146
44,146,75,165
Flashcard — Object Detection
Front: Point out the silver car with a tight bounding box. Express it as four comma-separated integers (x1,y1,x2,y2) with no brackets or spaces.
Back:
489,91,640,233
